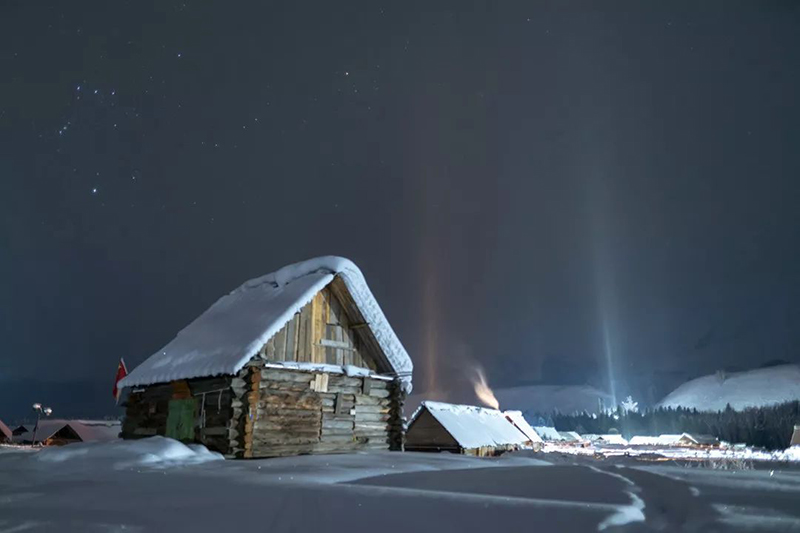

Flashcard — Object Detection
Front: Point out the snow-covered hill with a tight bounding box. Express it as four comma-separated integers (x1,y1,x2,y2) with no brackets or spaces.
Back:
658,364,800,412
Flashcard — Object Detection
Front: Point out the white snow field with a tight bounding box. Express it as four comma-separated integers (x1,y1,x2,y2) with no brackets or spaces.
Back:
2,438,800,532
658,364,800,411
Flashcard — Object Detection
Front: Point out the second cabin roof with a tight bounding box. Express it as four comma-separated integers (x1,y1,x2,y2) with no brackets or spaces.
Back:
414,401,535,449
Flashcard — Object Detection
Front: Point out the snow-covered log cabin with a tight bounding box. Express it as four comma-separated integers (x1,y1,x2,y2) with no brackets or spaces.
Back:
405,401,542,456
119,257,413,458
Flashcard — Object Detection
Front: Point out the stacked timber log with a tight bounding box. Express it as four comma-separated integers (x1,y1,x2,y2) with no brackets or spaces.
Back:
230,364,261,458
246,363,404,458
387,379,407,451
122,362,405,458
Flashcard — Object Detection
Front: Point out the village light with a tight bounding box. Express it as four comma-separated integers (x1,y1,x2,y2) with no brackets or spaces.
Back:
31,403,53,446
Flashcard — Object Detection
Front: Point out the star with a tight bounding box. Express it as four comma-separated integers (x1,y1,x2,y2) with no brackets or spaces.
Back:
91,188,98,194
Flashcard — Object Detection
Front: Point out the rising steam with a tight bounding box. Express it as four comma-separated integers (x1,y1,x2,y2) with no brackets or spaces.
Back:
472,367,500,410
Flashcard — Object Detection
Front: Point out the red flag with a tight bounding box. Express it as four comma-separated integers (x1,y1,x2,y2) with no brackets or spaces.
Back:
113,358,128,404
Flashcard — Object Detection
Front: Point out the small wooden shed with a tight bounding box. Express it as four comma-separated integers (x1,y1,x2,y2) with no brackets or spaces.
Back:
119,257,413,458
405,401,538,456
0,419,11,443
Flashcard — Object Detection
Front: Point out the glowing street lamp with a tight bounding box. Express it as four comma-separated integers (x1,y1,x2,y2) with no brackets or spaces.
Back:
31,403,53,446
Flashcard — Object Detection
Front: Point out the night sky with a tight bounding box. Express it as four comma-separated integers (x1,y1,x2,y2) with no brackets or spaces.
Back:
2,1,800,420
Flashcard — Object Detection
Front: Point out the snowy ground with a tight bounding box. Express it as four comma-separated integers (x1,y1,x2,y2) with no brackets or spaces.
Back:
1,438,800,532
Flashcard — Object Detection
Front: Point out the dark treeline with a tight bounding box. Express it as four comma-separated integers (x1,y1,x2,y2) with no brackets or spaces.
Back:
547,401,800,451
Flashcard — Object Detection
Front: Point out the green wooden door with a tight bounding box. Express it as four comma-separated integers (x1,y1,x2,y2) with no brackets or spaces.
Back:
166,398,196,441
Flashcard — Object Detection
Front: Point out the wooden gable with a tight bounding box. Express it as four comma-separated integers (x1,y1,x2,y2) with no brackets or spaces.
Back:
254,276,391,374
46,424,83,445
405,408,460,450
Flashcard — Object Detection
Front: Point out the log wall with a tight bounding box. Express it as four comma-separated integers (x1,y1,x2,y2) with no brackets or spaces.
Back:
122,365,406,459
405,409,460,453
121,375,236,456
246,364,406,458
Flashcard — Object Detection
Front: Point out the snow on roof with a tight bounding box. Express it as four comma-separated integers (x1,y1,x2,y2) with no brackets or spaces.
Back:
558,431,583,442
417,401,532,450
658,364,800,412
504,411,543,444
629,434,684,446
533,426,564,441
582,434,628,445
70,420,121,442
120,256,413,392
628,434,718,446
12,420,121,444
0,419,11,441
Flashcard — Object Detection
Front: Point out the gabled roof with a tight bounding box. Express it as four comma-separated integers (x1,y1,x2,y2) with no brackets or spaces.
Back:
12,420,81,443
558,431,583,442
504,411,543,444
11,424,31,436
412,401,531,450
71,420,121,442
120,257,413,392
533,426,563,441
629,433,719,446
683,434,719,445
582,434,628,445
0,419,11,441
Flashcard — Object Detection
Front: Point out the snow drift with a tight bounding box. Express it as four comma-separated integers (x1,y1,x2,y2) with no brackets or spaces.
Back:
32,436,223,470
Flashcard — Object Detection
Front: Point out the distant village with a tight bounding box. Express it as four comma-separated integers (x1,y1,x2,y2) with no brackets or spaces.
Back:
2,257,799,462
